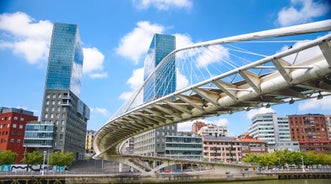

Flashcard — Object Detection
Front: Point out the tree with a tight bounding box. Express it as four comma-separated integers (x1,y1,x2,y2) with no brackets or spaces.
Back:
0,150,17,165
22,151,43,165
242,153,259,164
49,152,75,167
259,153,278,168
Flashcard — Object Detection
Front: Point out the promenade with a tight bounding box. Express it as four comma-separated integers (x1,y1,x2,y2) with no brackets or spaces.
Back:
1,169,330,184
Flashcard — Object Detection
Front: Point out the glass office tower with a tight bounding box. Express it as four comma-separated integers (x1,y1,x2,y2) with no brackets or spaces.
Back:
134,34,177,157
40,23,90,160
143,34,176,102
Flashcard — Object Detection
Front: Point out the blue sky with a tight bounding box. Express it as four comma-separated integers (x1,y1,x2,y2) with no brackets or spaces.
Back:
0,0,330,136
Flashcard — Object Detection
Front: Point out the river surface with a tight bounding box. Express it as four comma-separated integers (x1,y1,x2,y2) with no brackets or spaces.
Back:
199,179,331,184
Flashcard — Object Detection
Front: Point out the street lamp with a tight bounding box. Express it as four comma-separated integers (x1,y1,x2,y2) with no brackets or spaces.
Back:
42,150,47,175
301,155,305,172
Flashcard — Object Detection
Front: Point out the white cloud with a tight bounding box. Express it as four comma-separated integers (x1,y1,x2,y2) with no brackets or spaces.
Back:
0,12,107,78
120,67,144,101
83,47,107,78
246,107,276,120
91,107,110,117
88,72,108,79
298,96,331,111
174,33,194,49
175,33,230,68
0,12,52,64
196,45,229,68
277,0,330,27
177,120,194,131
134,0,192,10
211,118,229,126
176,68,189,90
116,21,165,64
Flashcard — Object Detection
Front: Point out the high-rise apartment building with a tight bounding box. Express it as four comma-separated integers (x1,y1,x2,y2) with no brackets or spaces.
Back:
288,114,331,152
324,115,331,140
134,34,177,157
0,107,38,163
248,112,299,152
40,23,90,160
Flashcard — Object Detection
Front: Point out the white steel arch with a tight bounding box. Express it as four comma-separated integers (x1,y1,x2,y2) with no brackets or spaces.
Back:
93,20,331,161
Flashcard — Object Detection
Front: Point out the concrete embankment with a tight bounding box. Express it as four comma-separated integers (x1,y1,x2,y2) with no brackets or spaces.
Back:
1,171,331,183
0,173,277,184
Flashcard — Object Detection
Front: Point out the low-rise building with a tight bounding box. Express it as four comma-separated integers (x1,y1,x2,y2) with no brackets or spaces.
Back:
198,124,228,137
85,130,96,155
165,132,202,160
0,107,38,163
237,132,267,157
23,121,55,151
202,136,241,163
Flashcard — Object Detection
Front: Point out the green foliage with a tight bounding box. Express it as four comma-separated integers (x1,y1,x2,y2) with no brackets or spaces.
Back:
242,153,259,164
243,149,331,167
49,152,75,166
21,151,43,165
0,150,17,165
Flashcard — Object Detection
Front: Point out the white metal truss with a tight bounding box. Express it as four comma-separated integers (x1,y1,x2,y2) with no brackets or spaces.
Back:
93,20,331,161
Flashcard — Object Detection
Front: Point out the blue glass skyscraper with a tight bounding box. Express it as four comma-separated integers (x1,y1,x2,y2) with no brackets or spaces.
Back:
143,34,176,102
134,34,177,157
40,23,89,160
45,23,83,97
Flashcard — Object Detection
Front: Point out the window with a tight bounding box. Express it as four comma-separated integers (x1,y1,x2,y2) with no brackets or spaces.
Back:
13,124,17,128
20,117,24,121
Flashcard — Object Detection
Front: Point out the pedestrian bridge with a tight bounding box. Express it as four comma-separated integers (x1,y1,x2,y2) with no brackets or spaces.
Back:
93,20,331,175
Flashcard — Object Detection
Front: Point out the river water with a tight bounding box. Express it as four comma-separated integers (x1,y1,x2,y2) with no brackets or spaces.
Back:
199,179,331,184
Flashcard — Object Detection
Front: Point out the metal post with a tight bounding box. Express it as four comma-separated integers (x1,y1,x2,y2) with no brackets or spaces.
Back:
301,155,305,172
42,150,46,175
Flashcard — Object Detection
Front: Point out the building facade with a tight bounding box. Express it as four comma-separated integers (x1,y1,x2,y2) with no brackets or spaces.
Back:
134,34,177,157
40,23,90,160
143,34,176,102
198,124,228,137
23,122,54,150
0,107,38,163
248,112,299,152
288,114,330,152
237,133,267,158
191,121,207,133
202,136,242,163
164,132,202,160
134,124,177,156
85,130,96,155
324,115,331,140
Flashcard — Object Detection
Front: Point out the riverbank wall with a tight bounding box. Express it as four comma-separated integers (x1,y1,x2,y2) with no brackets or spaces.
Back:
0,171,330,183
